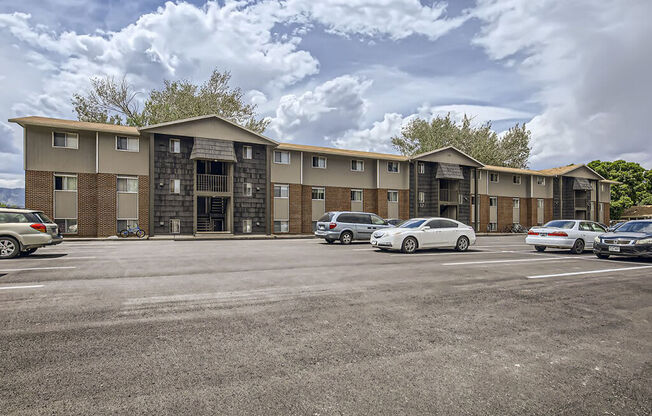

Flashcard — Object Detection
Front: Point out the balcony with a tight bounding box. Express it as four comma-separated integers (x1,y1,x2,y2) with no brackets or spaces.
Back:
439,189,459,204
197,174,229,193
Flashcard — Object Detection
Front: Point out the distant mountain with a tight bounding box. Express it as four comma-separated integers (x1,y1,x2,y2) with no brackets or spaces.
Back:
0,188,25,208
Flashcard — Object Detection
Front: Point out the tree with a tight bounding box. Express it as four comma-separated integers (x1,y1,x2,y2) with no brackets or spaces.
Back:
391,114,531,168
72,70,268,133
588,160,652,219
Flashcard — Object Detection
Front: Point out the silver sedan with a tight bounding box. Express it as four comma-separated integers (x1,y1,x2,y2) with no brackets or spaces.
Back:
525,219,607,254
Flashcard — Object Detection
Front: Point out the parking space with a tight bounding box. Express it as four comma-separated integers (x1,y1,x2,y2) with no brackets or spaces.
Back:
1,236,650,414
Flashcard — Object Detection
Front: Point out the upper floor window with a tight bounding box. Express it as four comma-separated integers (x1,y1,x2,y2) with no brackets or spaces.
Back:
418,191,425,204
312,156,327,168
601,183,606,192
52,132,78,149
489,173,499,183
274,184,289,198
388,190,399,202
54,174,77,191
117,177,138,193
387,161,399,173
513,175,521,185
170,179,181,194
116,136,139,152
513,198,520,208
418,163,425,174
244,182,253,197
274,150,290,164
351,160,364,172
537,176,545,185
351,189,363,202
489,196,497,207
243,145,252,160
312,187,325,200
169,139,180,153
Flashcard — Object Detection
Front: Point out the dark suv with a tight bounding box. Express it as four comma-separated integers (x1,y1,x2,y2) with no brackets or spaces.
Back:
593,220,652,259
314,211,394,244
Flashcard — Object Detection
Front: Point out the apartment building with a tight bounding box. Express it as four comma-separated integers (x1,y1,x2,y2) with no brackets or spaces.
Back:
10,115,613,237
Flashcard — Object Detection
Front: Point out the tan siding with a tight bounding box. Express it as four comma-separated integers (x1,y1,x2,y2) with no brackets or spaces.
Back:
273,198,289,220
486,172,528,197
54,191,77,219
117,193,138,219
378,161,409,190
142,117,273,145
271,150,301,184
25,126,95,173
303,153,376,188
97,132,149,175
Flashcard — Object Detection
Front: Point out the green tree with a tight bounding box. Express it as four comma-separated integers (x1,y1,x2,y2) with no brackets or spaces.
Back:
391,114,531,168
72,70,268,133
588,160,652,219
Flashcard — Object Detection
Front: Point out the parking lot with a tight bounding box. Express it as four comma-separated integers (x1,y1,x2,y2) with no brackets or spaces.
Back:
1,236,650,415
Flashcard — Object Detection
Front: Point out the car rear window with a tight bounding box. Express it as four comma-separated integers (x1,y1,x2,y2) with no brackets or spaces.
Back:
543,220,575,229
617,221,652,233
34,212,54,223
0,212,33,223
318,212,334,222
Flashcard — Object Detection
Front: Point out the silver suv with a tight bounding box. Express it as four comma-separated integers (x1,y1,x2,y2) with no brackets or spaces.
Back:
315,211,394,244
0,208,63,259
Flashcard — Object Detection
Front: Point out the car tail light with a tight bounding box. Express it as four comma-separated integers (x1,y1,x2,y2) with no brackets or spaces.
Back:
30,223,47,233
548,231,568,237
329,222,337,229
528,230,539,235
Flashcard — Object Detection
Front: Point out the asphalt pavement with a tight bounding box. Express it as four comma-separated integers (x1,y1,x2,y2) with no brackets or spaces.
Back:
1,236,650,415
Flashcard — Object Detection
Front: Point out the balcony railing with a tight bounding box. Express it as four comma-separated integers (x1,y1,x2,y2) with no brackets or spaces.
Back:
575,198,587,209
197,174,229,193
439,189,459,203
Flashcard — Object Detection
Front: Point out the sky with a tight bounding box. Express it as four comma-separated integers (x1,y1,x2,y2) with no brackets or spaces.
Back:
0,0,650,188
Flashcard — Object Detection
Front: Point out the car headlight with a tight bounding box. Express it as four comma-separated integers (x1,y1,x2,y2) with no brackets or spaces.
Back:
373,231,385,238
635,238,652,245
594,236,600,243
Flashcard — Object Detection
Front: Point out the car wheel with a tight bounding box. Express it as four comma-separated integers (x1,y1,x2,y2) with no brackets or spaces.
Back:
571,239,585,254
340,231,353,245
401,236,418,254
20,248,38,257
596,253,610,259
0,237,20,259
325,238,335,244
534,245,546,252
455,236,469,252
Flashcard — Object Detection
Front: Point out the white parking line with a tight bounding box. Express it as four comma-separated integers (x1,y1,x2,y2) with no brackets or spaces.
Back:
0,266,76,273
442,257,575,266
527,265,652,279
0,285,44,290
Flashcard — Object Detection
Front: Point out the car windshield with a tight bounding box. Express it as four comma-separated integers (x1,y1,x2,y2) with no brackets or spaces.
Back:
616,221,652,233
318,212,334,222
543,220,575,229
399,219,426,229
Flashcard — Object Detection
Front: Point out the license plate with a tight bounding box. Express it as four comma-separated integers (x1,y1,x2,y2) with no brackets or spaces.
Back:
608,246,620,252
318,226,324,230
540,233,547,237
371,240,377,246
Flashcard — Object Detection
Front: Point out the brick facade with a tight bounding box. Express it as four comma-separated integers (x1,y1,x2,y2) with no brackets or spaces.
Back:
97,173,117,237
25,170,53,219
376,189,388,218
363,189,378,215
301,185,312,233
78,173,98,237
399,190,409,220
325,186,350,212
289,184,303,233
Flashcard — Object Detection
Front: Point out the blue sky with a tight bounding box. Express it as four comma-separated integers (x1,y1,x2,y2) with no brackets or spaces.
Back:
1,0,650,187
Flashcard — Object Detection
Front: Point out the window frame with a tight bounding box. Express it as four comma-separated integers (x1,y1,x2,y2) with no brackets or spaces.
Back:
312,156,327,169
54,173,78,191
387,161,400,173
513,197,520,209
513,175,521,185
489,196,498,207
418,191,425,204
351,159,364,172
55,218,78,234
387,190,399,202
243,145,253,160
488,222,497,231
243,219,253,233
170,219,181,234
350,189,363,202
418,163,425,174
117,176,138,193
537,198,544,208
244,182,253,197
115,136,139,152
169,138,181,154
273,150,290,164
489,173,499,183
274,220,289,233
52,132,79,149
274,184,289,199
170,179,181,194
311,187,325,201
537,176,546,185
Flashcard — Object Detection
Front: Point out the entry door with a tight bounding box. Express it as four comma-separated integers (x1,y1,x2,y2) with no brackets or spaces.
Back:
489,197,498,224
512,198,520,223
537,199,544,225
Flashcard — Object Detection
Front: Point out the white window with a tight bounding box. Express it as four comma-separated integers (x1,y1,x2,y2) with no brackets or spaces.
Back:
387,161,399,173
471,195,476,205
117,219,138,233
351,160,364,172
170,219,181,234
274,221,289,233
169,139,180,153
418,191,425,204
170,179,181,194
513,175,521,184
490,173,499,183
55,219,78,234
274,184,289,198
537,198,544,209
243,219,252,233
274,151,290,164
312,187,325,200
489,196,497,207
116,136,139,152
601,184,605,192
488,222,497,231
312,156,327,168
54,174,77,191
513,198,520,208
117,177,138,193
537,176,545,185
52,132,78,149
243,145,252,159
351,189,363,202
388,190,399,202
418,163,425,174
244,182,253,197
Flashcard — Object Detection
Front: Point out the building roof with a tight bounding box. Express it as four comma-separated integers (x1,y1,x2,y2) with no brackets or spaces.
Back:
276,143,408,161
537,163,605,180
601,179,621,184
8,116,139,135
411,146,484,167
483,165,551,176
621,205,652,218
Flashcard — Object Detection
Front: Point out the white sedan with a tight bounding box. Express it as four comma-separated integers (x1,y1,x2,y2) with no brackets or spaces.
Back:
525,219,608,254
370,217,476,254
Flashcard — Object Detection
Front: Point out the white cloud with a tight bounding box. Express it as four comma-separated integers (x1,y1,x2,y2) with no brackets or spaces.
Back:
266,75,372,142
472,0,652,168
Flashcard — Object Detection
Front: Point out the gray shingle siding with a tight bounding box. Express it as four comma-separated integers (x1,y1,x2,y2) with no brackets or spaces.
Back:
190,138,236,161
232,142,267,234
458,166,471,225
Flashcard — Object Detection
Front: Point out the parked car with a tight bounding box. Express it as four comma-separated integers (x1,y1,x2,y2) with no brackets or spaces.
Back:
525,219,607,254
593,220,652,259
607,221,626,232
314,211,394,244
0,208,63,259
370,217,476,254
386,218,405,227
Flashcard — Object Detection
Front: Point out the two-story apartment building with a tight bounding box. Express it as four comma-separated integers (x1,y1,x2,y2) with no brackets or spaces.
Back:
10,115,614,237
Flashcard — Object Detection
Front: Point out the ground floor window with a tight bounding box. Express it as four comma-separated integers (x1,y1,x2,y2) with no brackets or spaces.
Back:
513,198,520,208
388,190,399,202
351,189,363,202
170,219,181,234
489,197,497,206
274,184,289,198
243,219,252,233
488,222,497,231
117,219,138,233
55,218,78,234
274,221,289,233
312,187,325,200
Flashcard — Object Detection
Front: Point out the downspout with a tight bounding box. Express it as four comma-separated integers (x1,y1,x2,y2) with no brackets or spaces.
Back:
149,133,155,237
474,167,479,231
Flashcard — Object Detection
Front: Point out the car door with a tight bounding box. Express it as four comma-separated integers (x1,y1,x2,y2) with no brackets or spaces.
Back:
578,221,595,247
588,222,608,248
354,214,374,240
369,214,390,232
436,219,462,247
418,220,441,247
